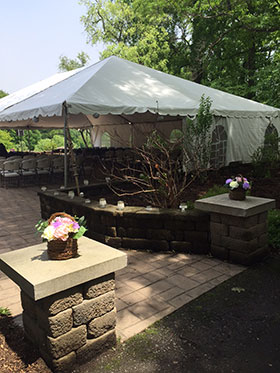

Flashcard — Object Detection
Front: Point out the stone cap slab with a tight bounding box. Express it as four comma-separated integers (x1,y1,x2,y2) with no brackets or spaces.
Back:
0,236,127,301
195,193,275,217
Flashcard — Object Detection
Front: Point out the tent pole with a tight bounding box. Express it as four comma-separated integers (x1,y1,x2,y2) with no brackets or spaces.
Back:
63,104,68,188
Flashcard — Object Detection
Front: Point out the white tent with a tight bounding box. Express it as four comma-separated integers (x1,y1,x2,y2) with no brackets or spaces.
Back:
0,55,280,167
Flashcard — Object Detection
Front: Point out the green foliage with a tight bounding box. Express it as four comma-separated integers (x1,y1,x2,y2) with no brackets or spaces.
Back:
101,132,111,148
251,132,280,177
73,215,87,239
200,184,228,199
0,307,11,316
4,129,90,153
36,215,87,239
183,95,213,176
0,130,13,150
35,219,48,234
268,209,280,250
80,0,280,106
9,129,42,151
59,51,90,72
34,136,63,152
170,129,183,143
0,90,8,98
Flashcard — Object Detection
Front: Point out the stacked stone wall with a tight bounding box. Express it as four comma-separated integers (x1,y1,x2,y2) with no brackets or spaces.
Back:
39,193,211,255
21,273,116,372
210,211,269,265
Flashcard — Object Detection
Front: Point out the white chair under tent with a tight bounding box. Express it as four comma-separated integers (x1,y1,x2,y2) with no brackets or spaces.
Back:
0,159,21,188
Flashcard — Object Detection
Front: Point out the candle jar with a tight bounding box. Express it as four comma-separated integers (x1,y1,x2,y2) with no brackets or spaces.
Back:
68,191,75,199
99,198,107,208
85,199,91,204
79,192,85,198
41,186,47,192
117,200,125,210
179,203,188,212
84,179,89,186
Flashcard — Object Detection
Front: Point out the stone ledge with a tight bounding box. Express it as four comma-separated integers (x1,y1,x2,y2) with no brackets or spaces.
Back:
0,236,127,300
195,194,275,217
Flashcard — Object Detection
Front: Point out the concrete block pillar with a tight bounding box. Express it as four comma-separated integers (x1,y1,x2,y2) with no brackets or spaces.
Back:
195,194,275,265
0,237,127,372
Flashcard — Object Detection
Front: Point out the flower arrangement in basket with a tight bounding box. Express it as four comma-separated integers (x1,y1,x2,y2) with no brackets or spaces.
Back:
36,212,87,260
225,174,251,200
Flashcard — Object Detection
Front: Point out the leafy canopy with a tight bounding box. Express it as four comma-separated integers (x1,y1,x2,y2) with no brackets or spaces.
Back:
80,0,280,106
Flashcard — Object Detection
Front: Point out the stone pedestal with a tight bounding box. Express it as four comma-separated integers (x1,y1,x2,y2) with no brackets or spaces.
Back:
0,236,127,372
195,194,275,265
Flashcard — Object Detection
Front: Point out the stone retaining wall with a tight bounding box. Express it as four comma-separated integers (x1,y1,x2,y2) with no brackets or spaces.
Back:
210,211,269,265
21,273,116,372
39,192,210,255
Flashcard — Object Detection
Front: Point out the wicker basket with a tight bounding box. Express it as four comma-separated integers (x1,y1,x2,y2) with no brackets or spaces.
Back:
47,212,78,260
229,188,246,201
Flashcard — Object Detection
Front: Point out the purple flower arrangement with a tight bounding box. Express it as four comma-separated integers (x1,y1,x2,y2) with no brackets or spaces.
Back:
225,175,251,191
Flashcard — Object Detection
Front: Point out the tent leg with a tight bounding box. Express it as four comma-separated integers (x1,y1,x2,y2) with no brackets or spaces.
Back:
63,105,68,188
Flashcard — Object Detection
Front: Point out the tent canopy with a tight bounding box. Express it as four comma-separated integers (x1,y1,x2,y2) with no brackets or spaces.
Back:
0,56,279,126
0,56,280,167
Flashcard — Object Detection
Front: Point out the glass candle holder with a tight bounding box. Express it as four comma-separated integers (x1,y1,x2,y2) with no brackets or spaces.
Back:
85,199,91,204
41,186,47,192
179,203,188,212
53,191,59,196
68,191,75,199
83,179,89,186
79,192,84,198
99,198,107,208
117,200,125,210
60,185,65,190
145,205,152,211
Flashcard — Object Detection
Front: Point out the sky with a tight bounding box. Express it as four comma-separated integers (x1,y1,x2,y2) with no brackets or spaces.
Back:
1,0,104,94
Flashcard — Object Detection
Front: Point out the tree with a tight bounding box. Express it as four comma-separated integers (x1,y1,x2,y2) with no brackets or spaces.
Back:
34,135,64,152
9,129,42,151
0,130,13,150
183,95,213,177
58,52,90,71
80,0,280,106
107,130,193,208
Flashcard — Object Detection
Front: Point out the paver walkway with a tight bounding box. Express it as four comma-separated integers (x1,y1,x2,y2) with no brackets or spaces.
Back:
0,186,245,341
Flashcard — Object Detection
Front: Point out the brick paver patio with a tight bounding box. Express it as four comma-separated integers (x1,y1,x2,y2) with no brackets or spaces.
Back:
0,186,245,341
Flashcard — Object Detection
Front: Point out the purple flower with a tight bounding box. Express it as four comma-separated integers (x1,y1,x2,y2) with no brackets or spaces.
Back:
225,178,232,184
243,182,250,190
73,222,80,230
52,221,62,228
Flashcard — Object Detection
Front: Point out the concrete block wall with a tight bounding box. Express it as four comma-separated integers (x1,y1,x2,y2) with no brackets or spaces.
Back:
210,211,269,265
21,273,116,372
39,193,211,255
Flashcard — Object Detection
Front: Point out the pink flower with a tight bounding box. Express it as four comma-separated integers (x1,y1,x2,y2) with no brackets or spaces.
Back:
53,224,70,241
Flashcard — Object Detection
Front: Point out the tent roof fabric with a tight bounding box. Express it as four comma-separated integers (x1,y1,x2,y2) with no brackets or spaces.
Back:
0,56,279,122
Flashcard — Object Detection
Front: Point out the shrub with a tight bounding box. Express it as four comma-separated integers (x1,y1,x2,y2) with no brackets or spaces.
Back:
199,184,228,199
268,209,280,250
251,132,280,178
183,94,213,177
